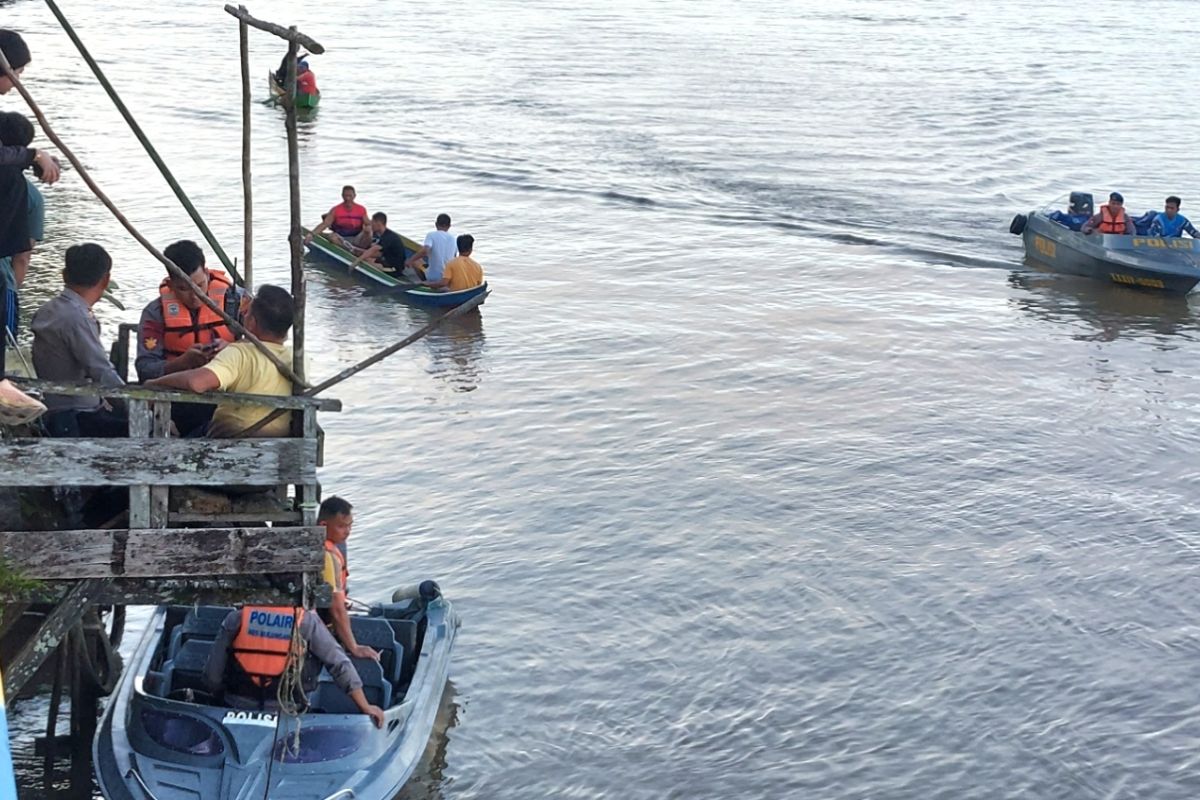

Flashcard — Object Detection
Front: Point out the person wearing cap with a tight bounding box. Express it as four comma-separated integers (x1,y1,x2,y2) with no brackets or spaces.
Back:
1082,192,1135,235
1149,196,1200,239
296,60,318,96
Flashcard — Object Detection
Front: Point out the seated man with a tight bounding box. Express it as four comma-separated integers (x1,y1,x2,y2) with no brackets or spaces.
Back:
1149,196,1200,239
296,60,318,96
0,112,45,342
1082,192,1135,235
30,243,126,437
353,212,410,275
405,213,456,282
304,185,368,246
203,604,384,726
1047,192,1093,232
319,496,381,660
136,239,245,435
145,285,294,438
424,233,484,291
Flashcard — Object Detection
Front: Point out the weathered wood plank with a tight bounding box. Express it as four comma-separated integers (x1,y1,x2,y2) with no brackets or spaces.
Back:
15,573,330,607
223,5,325,52
0,527,324,578
4,578,109,697
10,377,340,412
128,399,152,527
0,437,317,487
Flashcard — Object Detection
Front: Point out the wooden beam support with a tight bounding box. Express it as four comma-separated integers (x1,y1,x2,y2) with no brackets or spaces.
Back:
0,437,316,487
3,578,108,698
222,5,325,53
0,527,324,579
11,378,340,412
17,574,330,607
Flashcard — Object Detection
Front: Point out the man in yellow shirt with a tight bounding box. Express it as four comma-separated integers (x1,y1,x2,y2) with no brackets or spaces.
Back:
146,284,294,437
425,234,483,292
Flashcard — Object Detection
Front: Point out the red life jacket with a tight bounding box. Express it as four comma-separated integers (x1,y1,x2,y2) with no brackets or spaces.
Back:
1098,206,1128,234
297,70,318,96
324,539,349,594
230,606,302,689
158,269,236,357
329,203,367,236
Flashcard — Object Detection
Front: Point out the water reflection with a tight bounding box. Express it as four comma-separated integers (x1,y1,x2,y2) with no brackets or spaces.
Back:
395,681,461,800
424,310,486,393
1009,267,1200,344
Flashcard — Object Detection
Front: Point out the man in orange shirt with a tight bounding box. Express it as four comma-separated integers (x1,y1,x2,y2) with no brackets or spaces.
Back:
425,234,484,292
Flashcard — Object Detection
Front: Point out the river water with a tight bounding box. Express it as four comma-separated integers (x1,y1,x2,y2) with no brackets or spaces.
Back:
5,0,1200,797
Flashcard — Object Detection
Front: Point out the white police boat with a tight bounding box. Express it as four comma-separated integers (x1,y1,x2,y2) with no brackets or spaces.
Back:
94,585,458,799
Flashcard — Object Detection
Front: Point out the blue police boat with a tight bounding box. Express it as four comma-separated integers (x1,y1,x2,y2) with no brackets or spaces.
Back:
1010,192,1200,293
94,587,459,799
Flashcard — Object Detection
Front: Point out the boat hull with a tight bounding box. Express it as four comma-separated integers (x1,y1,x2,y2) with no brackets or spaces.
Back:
95,595,459,800
1020,212,1200,293
304,229,489,308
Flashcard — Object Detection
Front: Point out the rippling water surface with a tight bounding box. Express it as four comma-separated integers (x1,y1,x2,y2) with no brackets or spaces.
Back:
6,0,1200,797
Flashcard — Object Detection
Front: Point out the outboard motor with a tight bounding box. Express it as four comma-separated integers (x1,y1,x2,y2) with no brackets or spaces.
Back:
1068,191,1094,216
1009,214,1027,235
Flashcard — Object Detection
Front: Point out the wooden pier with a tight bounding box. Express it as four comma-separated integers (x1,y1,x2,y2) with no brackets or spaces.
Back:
0,382,337,786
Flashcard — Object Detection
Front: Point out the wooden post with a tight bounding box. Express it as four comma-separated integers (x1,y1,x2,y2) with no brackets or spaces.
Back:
240,19,254,292
284,31,306,391
3,578,109,698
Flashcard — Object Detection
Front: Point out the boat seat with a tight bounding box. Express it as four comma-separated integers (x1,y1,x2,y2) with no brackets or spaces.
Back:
163,638,213,696
387,620,420,688
310,657,391,712
168,606,234,659
350,617,404,685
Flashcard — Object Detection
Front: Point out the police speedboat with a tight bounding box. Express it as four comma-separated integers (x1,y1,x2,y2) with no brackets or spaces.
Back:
94,586,458,799
1010,193,1200,293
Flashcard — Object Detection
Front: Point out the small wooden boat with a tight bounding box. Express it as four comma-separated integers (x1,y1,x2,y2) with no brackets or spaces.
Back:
1010,194,1200,293
267,70,320,108
304,228,489,309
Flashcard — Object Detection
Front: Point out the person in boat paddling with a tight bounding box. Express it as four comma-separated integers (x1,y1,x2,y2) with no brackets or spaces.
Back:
1081,192,1135,235
204,605,385,727
305,185,368,247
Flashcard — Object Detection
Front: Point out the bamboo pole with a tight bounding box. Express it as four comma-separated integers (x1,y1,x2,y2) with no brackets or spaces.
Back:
223,5,325,53
43,0,243,286
236,290,489,437
0,50,310,390
239,19,254,292
283,32,306,391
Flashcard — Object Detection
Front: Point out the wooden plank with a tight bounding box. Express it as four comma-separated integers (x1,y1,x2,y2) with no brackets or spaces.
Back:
0,437,317,487
149,402,171,526
11,378,340,412
169,511,301,524
3,578,109,697
128,399,151,528
16,573,330,607
0,527,324,579
222,5,325,52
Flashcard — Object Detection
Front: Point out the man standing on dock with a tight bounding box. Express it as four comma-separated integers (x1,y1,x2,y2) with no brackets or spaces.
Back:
0,30,61,182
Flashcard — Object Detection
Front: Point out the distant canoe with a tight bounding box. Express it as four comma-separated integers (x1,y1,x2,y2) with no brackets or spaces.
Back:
304,229,489,309
267,70,320,108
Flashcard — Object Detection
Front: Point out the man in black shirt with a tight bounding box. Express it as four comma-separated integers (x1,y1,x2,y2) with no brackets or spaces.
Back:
355,212,411,275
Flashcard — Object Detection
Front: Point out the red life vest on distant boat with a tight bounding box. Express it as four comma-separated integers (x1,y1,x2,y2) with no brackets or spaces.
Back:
328,203,367,236
1098,206,1128,234
297,70,318,96
158,269,236,357
230,606,302,688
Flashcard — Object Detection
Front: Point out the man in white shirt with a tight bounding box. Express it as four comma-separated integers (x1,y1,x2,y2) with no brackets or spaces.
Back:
405,213,456,281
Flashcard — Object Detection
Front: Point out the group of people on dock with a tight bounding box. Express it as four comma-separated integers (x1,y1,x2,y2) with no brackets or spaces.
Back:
306,186,486,292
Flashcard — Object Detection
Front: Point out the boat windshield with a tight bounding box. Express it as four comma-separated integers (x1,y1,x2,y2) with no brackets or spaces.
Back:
273,725,368,764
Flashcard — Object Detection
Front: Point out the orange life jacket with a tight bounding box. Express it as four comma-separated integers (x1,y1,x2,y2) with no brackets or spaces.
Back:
1098,206,1128,234
230,606,302,688
329,203,367,236
158,269,236,356
324,539,349,594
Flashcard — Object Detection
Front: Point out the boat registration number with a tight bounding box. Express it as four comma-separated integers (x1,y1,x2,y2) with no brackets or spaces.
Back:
1110,273,1165,289
222,710,277,727
1131,237,1194,249
1033,235,1056,258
